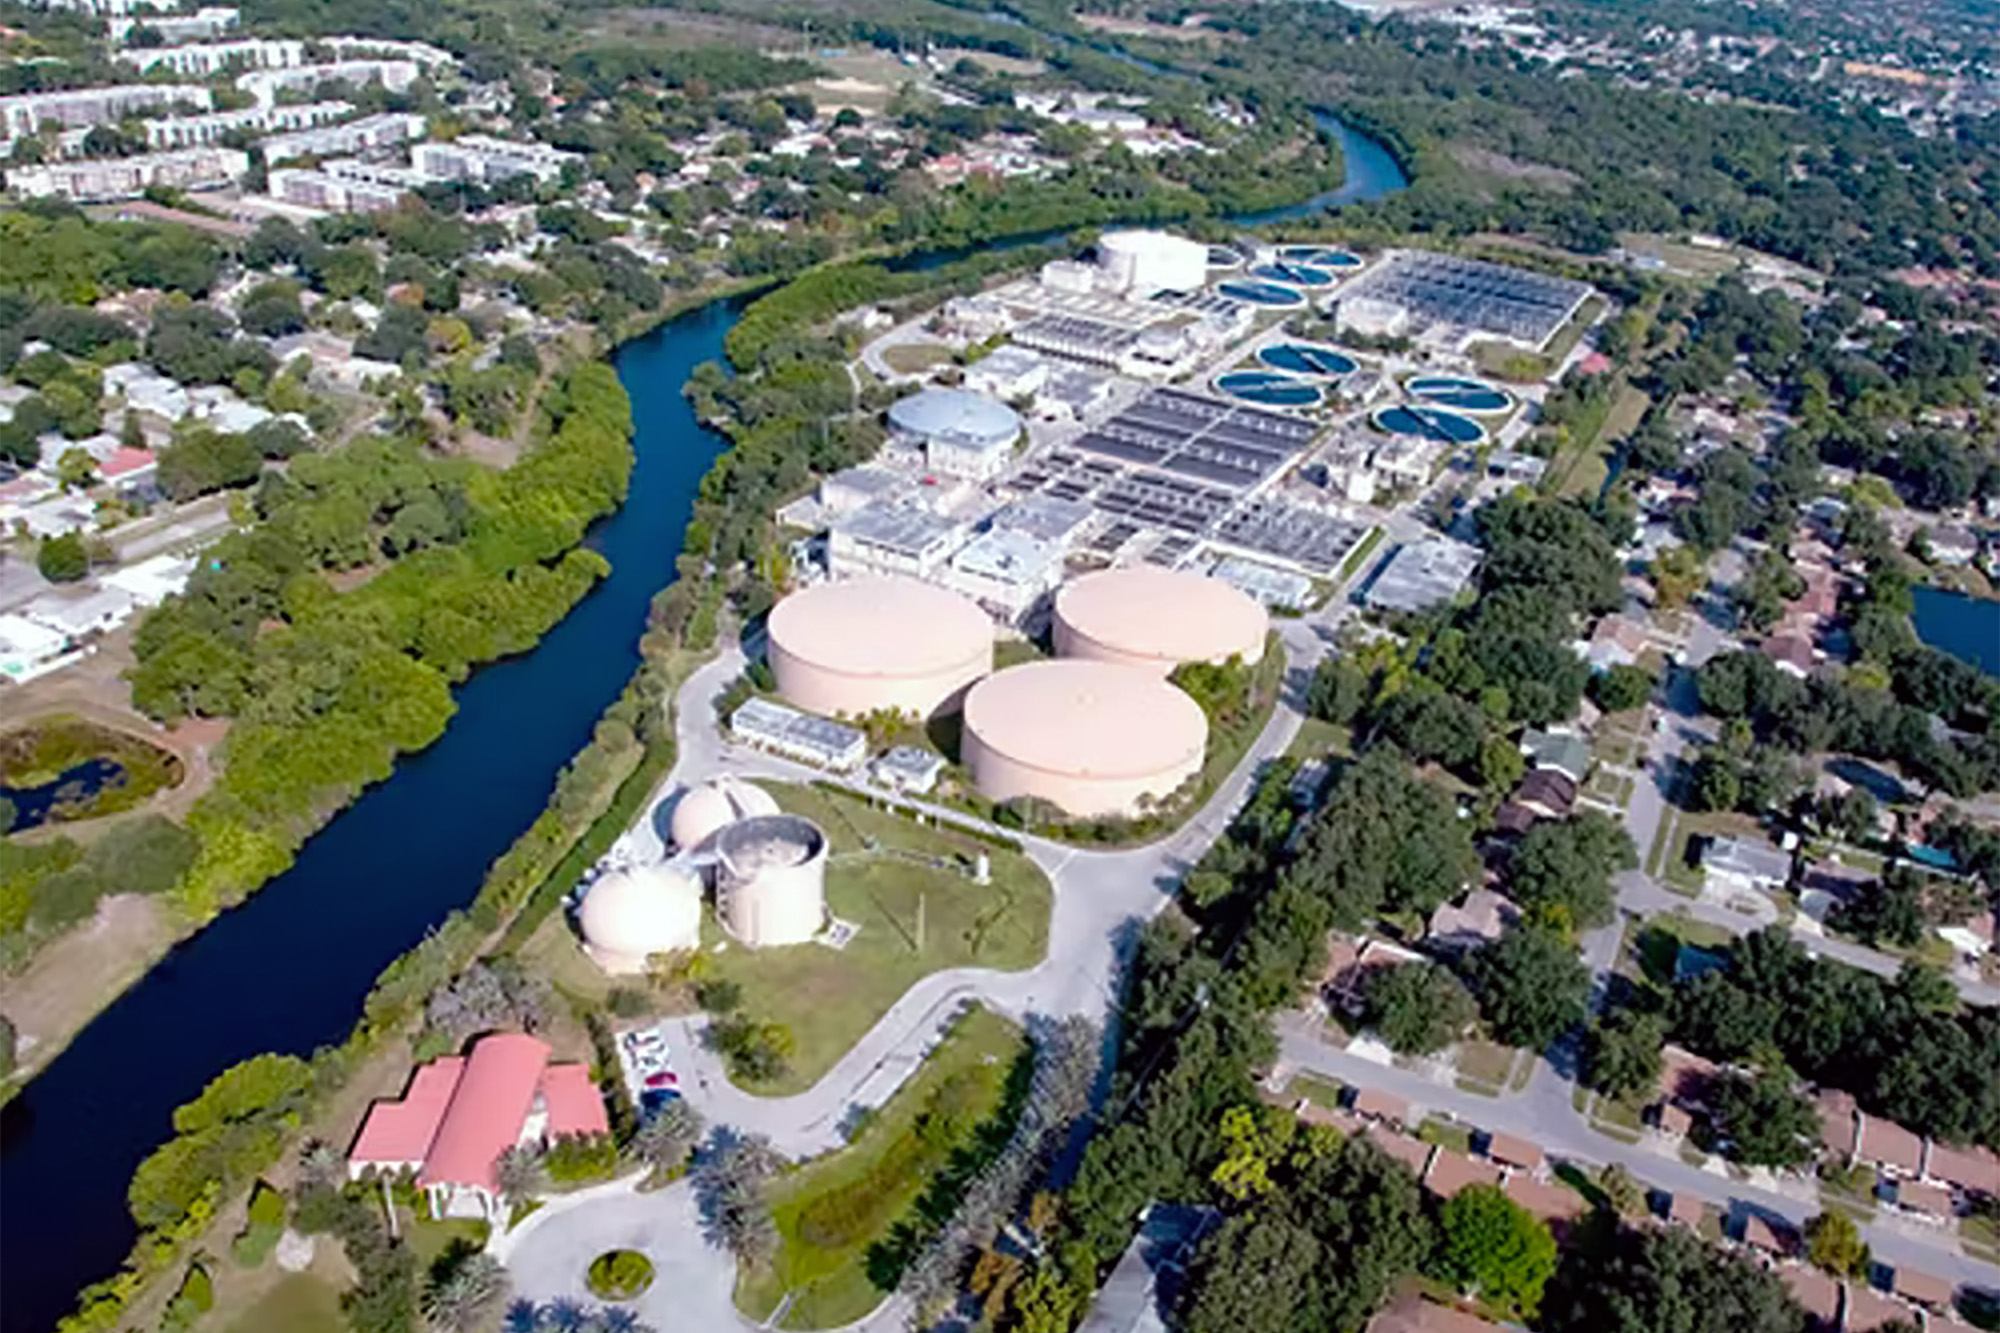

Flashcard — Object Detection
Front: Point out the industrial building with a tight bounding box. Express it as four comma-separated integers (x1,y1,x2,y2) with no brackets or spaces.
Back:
8,146,247,201
258,110,425,162
144,99,350,150
715,814,829,947
1096,230,1209,296
577,863,704,973
730,697,867,770
945,528,1065,625
1,84,211,141
1363,537,1483,612
1334,251,1594,351
963,345,1048,402
827,502,967,581
767,576,993,718
1054,566,1267,674
885,387,1023,481
670,776,779,850
962,660,1208,819
411,134,579,184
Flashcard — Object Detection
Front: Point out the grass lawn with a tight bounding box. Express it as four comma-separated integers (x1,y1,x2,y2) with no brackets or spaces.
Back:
1453,1040,1520,1092
1557,381,1649,499
221,1275,345,1333
1287,1072,1346,1110
881,343,953,375
737,1008,1027,1329
1418,1117,1474,1154
1286,715,1354,764
1337,525,1385,585
705,784,1051,1095
405,1215,489,1275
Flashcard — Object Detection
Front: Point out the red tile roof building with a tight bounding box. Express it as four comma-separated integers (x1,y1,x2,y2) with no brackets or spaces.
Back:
348,1032,607,1220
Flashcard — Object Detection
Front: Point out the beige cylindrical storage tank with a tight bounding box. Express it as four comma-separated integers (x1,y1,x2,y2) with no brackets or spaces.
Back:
1053,566,1267,675
579,863,704,974
767,576,994,718
670,776,779,851
716,814,829,948
961,660,1208,820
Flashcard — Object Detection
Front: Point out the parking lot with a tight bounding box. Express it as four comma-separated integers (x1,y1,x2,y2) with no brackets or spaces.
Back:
616,1023,684,1114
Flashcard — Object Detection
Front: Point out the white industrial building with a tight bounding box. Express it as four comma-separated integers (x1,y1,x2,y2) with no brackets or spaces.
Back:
1,84,211,141
145,100,348,150
1362,537,1482,613
1095,230,1209,296
827,502,968,581
117,37,305,76
729,697,867,770
411,134,579,185
258,111,425,162
945,529,1064,625
238,59,420,108
963,346,1048,402
110,6,239,41
8,146,247,201
886,387,1023,482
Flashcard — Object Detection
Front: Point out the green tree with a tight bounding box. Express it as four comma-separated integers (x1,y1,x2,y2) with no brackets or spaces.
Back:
1438,1183,1559,1317
1705,1070,1818,1168
1362,962,1477,1055
36,530,89,582
1509,812,1637,930
1542,1225,1805,1333
1591,663,1656,713
1582,1007,1669,1101
55,446,98,491
1802,1209,1869,1277
1464,926,1590,1051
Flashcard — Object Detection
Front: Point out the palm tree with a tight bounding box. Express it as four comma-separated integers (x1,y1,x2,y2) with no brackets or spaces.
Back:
422,1254,509,1333
297,1137,343,1188
595,1310,641,1333
629,1101,704,1178
496,1145,547,1210
541,1297,589,1333
502,1298,541,1333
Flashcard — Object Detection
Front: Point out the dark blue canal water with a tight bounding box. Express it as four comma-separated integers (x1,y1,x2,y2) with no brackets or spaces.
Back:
0,122,1407,1333
1912,584,2000,676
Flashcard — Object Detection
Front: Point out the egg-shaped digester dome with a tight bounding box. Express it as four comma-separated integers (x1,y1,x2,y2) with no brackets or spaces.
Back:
670,776,779,851
580,863,704,973
767,576,994,718
960,659,1208,820
1053,566,1267,675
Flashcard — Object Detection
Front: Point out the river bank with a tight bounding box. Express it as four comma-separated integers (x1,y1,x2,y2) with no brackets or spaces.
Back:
1,120,1409,1333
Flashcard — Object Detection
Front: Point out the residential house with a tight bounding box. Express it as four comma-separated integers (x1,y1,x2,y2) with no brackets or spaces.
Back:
1520,728,1590,785
1701,835,1792,895
347,1032,608,1221
1511,769,1578,820
1815,1089,1860,1158
1890,1266,1955,1310
1924,1140,2000,1199
1503,1174,1586,1227
1856,1112,1925,1177
1778,1264,1840,1332
1423,1149,1503,1199
1424,888,1519,953
1366,1295,1511,1333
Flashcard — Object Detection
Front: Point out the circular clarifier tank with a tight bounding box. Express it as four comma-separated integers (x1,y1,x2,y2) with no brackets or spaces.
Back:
1206,245,1244,269
1258,343,1358,377
1406,375,1515,414
1248,262,1334,287
1372,404,1488,444
1217,279,1304,308
1279,245,1363,269
1216,371,1324,408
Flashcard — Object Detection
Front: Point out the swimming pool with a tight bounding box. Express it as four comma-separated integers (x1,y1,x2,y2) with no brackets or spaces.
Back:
1248,261,1335,288
1259,343,1359,377
1217,280,1306,308
1372,405,1487,444
1279,245,1363,269
1407,375,1514,414
1216,371,1324,408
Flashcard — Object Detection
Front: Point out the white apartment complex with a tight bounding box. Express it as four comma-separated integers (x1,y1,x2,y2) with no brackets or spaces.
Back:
1,83,210,140
117,37,307,77
19,0,174,15
259,111,425,163
145,100,349,150
238,59,420,108
410,134,578,184
8,146,248,201
266,160,411,211
109,7,239,43
317,36,454,68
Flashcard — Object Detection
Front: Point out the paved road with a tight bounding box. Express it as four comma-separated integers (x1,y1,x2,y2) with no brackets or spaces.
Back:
1273,1019,2000,1295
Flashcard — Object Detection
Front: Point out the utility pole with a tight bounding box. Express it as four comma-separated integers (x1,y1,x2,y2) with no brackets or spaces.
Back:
916,892,926,953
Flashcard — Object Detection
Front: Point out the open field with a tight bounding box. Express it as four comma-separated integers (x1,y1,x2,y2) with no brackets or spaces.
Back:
737,1008,1026,1328
880,342,954,375
704,783,1050,1095
220,1274,346,1333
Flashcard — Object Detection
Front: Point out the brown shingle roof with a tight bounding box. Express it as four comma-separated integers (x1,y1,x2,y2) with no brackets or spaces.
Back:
1659,1045,1720,1107
1484,1131,1544,1172
1842,1284,1909,1332
1815,1089,1859,1156
1366,1296,1510,1333
1895,1178,1953,1218
1363,1125,1435,1177
1858,1113,1925,1174
1925,1140,2000,1195
1740,1214,1794,1255
1353,1086,1410,1126
1891,1266,1955,1307
1423,1149,1504,1199
1665,1192,1706,1228
1779,1264,1841,1324
1503,1173,1585,1224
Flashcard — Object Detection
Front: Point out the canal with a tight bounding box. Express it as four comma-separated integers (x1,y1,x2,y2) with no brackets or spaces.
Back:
0,126,1407,1333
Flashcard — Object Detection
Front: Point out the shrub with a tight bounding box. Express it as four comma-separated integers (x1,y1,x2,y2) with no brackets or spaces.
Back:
232,1180,287,1267
544,1133,621,1184
585,1248,655,1300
